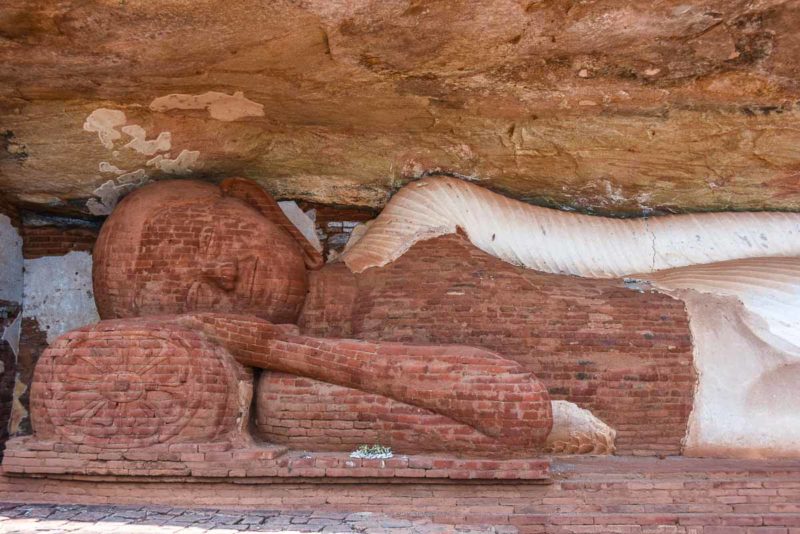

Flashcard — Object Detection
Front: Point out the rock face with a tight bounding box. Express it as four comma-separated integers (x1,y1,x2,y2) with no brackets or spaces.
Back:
2,1,800,215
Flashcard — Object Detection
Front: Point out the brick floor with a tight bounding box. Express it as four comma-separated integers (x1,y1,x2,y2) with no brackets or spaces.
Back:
0,502,507,533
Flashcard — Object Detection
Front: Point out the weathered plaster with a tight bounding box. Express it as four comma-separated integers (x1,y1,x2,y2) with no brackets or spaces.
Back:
278,201,322,252
0,214,23,364
86,170,149,216
22,251,100,344
1,314,21,359
0,215,23,304
639,259,800,458
149,91,265,122
99,162,126,175
8,378,27,435
121,125,172,156
146,150,200,175
343,178,800,458
82,108,126,149
676,292,800,458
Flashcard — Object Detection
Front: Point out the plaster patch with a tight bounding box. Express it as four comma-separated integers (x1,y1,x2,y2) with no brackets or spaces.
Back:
121,124,172,156
1,312,21,359
99,161,126,175
86,169,149,215
83,108,126,149
149,91,265,121
8,377,27,435
0,214,23,304
675,291,800,458
146,149,200,175
278,201,323,252
645,258,800,354
22,251,100,343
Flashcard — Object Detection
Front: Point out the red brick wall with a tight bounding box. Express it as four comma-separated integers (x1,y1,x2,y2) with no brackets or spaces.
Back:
298,203,375,258
0,198,20,228
22,226,98,259
300,234,696,456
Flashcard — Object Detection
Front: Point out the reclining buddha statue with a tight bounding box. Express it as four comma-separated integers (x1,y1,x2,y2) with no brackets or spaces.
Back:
28,175,800,461
30,178,558,458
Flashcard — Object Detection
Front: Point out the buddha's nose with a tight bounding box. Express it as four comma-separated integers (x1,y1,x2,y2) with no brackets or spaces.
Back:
202,261,238,291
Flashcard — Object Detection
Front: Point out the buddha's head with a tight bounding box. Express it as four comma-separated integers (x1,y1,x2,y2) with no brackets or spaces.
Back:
93,179,318,324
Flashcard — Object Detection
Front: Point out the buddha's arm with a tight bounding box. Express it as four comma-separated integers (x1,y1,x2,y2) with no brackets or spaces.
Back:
176,313,552,449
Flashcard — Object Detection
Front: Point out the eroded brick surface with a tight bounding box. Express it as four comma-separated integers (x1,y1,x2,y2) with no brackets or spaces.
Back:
2,437,549,480
187,313,552,455
30,318,250,449
301,234,696,456
23,312,552,457
93,180,308,324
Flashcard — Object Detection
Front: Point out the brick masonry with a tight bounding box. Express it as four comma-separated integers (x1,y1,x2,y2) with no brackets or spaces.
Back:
30,318,250,449
185,313,553,455
300,234,696,456
5,223,100,446
1,435,550,481
256,371,533,455
297,202,376,258
22,226,98,260
1,457,798,532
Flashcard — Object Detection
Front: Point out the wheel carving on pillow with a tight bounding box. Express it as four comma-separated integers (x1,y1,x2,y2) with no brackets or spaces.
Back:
34,325,237,449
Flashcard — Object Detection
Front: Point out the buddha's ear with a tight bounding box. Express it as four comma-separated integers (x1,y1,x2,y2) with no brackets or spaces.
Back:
219,177,324,270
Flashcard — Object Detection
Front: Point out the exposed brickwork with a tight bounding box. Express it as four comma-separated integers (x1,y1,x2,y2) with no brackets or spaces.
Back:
297,202,376,258
185,313,552,455
256,371,535,455
30,318,250,449
2,436,549,481
221,178,323,269
22,312,551,457
0,198,20,229
93,180,308,324
21,226,98,259
301,234,696,456
1,457,798,531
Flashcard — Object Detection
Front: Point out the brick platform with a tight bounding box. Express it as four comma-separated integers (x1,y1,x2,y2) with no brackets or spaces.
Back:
1,457,798,532
1,437,550,483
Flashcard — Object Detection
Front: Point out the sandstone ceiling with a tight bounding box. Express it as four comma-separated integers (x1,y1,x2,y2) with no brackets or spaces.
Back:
1,0,799,217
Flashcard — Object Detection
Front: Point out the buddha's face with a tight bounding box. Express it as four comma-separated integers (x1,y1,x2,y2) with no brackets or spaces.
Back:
100,193,308,324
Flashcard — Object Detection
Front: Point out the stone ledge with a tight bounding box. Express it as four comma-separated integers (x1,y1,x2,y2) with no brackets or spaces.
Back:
1,437,551,483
